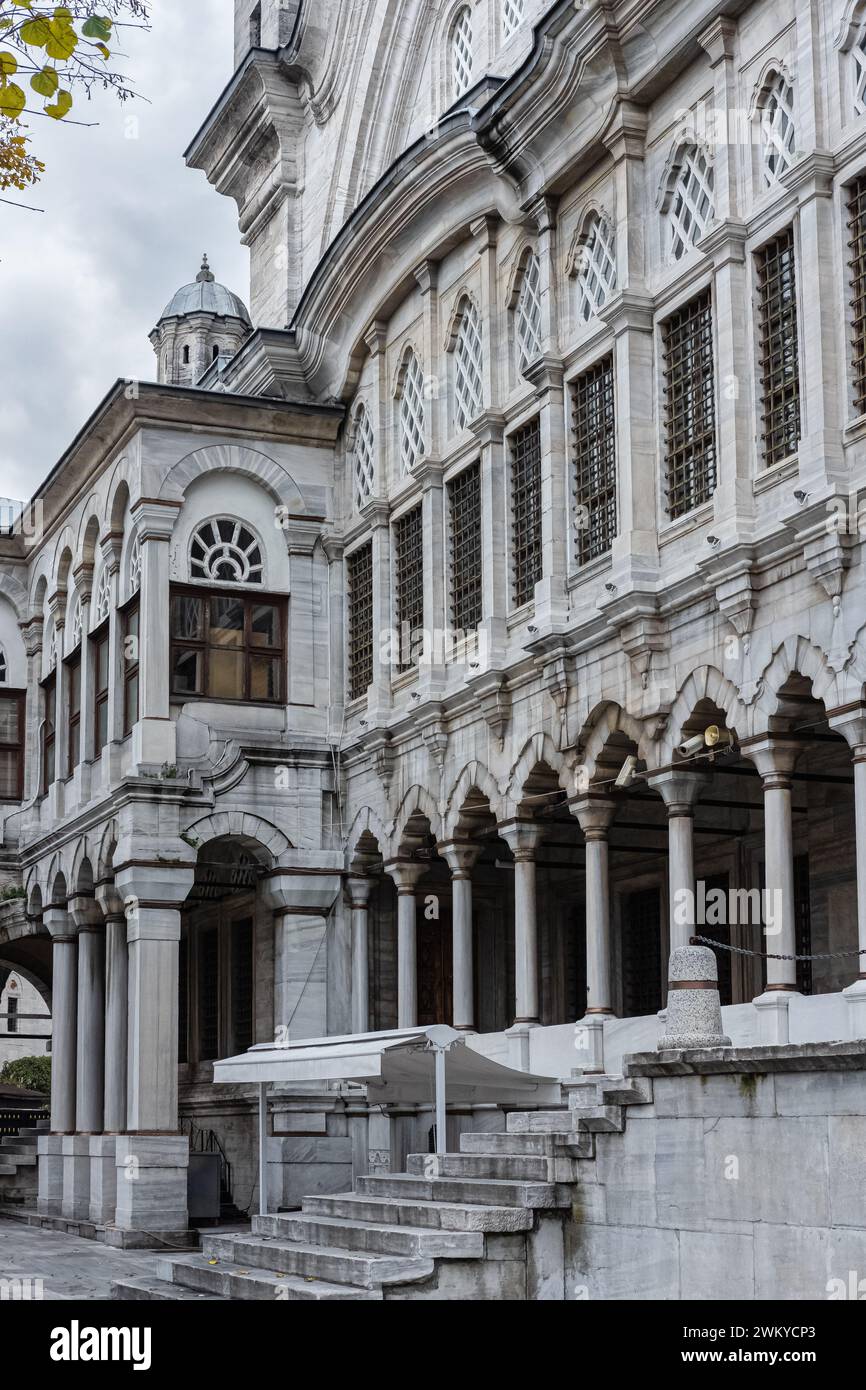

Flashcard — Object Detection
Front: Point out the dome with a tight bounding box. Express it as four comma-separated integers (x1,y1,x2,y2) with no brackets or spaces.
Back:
159,255,251,326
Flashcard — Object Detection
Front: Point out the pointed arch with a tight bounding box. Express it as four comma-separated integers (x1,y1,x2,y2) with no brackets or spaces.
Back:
443,759,505,837
750,63,797,187
580,702,647,781
657,138,715,262
507,733,572,806
393,344,426,474
391,783,441,850
754,637,854,723
658,667,750,764
567,206,617,323
345,805,390,864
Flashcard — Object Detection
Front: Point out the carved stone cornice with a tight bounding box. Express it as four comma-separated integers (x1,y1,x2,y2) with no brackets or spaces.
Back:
466,670,512,751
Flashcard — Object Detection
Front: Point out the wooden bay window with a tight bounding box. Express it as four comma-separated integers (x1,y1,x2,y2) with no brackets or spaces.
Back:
0,690,25,800
170,586,285,704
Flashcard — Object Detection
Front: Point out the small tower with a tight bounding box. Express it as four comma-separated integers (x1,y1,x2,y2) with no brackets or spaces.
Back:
150,255,252,387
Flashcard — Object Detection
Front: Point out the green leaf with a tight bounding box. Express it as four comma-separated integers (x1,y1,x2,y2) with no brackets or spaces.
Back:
82,16,113,42
0,50,17,76
19,17,51,47
44,86,72,119
30,65,58,97
0,81,26,118
44,18,77,61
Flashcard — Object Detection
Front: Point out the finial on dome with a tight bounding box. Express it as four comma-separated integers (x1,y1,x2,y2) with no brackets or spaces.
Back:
196,253,215,284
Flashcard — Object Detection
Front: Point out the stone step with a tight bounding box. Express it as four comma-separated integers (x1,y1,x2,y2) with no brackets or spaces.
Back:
0,1141,38,1155
566,1104,625,1133
156,1254,382,1301
566,1076,653,1109
0,1151,36,1166
253,1212,484,1260
356,1173,568,1209
199,1231,434,1290
406,1152,556,1182
112,1276,225,1302
11,1128,43,1140
0,1166,19,1178
301,1192,535,1234
459,1131,592,1159
506,1110,577,1135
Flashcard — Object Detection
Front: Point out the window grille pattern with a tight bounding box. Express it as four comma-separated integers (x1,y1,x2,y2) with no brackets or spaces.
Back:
756,227,801,467
454,299,484,430
662,290,717,519
399,351,426,473
668,146,714,262
448,462,482,633
352,406,376,509
92,566,111,627
854,31,866,117
572,356,617,564
503,0,524,39
761,72,796,187
347,542,374,701
452,6,474,97
393,505,424,670
128,532,142,596
509,419,542,606
69,596,82,651
190,519,264,585
575,213,616,323
848,176,866,415
516,252,543,371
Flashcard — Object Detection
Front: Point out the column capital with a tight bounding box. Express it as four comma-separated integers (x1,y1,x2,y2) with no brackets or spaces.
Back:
498,820,544,860
829,706,866,756
650,769,712,815
43,905,73,940
129,497,181,541
260,869,342,916
571,796,618,838
68,893,103,931
114,862,196,910
739,737,801,783
438,840,483,879
96,878,126,919
346,875,375,910
384,859,428,893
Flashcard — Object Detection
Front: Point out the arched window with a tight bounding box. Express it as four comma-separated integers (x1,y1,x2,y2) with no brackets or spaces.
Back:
92,565,111,628
189,519,264,585
760,71,796,187
398,350,427,473
128,532,142,597
453,298,484,430
667,145,714,262
451,6,474,98
352,405,376,509
0,646,6,684
572,211,617,323
212,344,221,361
503,0,525,40
183,345,190,365
515,251,543,372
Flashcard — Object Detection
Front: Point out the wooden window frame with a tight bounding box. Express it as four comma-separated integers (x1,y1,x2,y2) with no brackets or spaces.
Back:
65,647,81,778
40,673,55,797
91,617,110,757
169,583,287,706
121,595,139,737
0,689,25,802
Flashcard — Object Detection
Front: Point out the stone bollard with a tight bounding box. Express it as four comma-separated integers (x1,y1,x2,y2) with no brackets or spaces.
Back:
657,944,732,1050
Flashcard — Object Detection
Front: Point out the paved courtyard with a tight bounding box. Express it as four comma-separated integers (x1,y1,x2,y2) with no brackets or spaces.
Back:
0,1218,176,1300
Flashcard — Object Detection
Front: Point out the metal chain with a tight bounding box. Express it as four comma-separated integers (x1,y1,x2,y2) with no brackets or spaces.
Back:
693,935,866,963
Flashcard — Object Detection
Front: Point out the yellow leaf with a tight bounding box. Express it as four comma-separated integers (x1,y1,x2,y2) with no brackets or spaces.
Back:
44,86,72,119
0,82,25,118
44,18,77,61
0,51,17,76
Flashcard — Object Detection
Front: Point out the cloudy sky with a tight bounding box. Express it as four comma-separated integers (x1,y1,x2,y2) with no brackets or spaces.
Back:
0,0,248,504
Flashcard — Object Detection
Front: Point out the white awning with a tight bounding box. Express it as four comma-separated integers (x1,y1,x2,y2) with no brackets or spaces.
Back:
213,1025,561,1106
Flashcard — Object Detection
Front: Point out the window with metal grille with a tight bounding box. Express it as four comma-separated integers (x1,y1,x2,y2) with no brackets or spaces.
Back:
6,996,17,1034
231,917,254,1053
756,226,801,467
393,505,424,670
515,251,543,371
509,419,542,606
761,72,796,187
503,0,524,39
572,355,616,563
448,463,482,633
352,405,375,509
347,541,374,700
667,145,714,262
399,351,426,473
451,6,474,97
662,290,717,518
574,212,616,323
453,298,483,430
854,29,866,116
848,175,866,415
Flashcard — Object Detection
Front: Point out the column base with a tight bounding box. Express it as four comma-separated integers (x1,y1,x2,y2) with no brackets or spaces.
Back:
505,1022,538,1071
89,1135,118,1225
36,1135,64,1216
843,977,866,1041
574,1015,611,1074
113,1135,189,1235
752,990,799,1045
61,1135,92,1221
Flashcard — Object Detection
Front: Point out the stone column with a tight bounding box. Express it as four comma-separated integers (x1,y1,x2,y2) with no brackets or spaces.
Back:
346,877,374,1036
384,861,427,1029
742,739,801,1044
91,883,128,1227
652,771,711,954
829,711,866,1036
112,862,195,1237
38,906,77,1216
62,893,104,1220
440,842,483,1032
262,869,343,1043
129,498,180,770
499,823,544,1027
572,798,617,1071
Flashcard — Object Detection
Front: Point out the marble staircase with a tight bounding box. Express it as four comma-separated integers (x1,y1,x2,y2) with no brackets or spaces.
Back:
112,1074,652,1301
0,1119,47,1203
